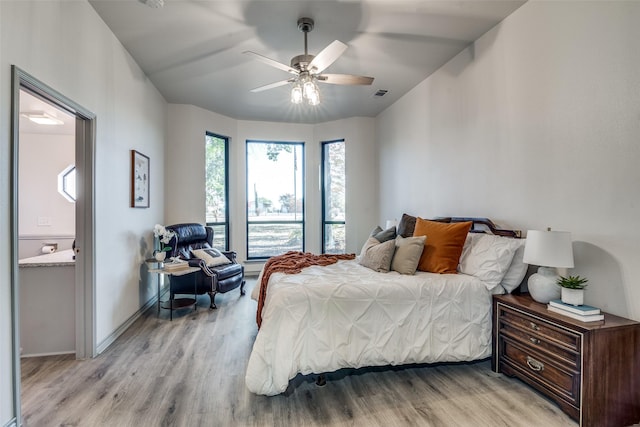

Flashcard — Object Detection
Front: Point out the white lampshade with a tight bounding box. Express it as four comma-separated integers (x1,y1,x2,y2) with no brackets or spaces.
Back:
523,229,574,268
524,229,574,303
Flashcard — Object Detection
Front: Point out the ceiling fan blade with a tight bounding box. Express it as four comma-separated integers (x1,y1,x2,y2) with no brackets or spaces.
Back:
243,51,299,75
308,40,348,74
317,74,374,86
250,79,294,93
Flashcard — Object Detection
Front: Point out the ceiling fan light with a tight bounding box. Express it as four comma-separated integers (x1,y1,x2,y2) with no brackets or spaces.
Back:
291,84,303,104
302,79,317,99
307,89,320,106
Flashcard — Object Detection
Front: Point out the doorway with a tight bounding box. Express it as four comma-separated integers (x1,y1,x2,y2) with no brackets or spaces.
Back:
17,89,77,357
10,66,97,418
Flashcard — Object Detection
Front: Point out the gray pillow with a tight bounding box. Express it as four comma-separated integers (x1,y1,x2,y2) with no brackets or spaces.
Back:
358,237,396,272
370,225,397,243
391,235,427,275
397,213,417,238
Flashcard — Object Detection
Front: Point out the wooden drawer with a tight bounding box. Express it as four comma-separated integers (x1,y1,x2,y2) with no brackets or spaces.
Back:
493,294,640,427
501,336,580,407
500,322,580,369
498,304,581,352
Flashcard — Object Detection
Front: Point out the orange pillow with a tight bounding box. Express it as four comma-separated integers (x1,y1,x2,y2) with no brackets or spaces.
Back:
413,218,472,274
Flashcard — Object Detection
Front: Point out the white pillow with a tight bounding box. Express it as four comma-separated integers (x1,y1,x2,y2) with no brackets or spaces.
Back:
458,233,521,291
500,241,528,293
191,248,232,267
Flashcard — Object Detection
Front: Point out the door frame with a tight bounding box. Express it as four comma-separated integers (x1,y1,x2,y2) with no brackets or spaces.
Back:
10,65,96,422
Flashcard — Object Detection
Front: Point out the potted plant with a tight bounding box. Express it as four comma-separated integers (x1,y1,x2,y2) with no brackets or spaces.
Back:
153,224,175,262
556,275,588,306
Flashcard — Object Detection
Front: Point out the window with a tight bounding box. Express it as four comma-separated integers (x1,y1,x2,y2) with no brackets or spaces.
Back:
246,140,304,259
57,164,76,203
205,132,229,250
321,140,346,254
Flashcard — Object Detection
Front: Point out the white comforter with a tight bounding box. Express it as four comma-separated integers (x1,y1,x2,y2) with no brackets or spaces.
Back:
245,260,493,395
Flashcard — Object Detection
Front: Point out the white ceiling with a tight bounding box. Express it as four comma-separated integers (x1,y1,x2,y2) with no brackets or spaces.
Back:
20,90,75,135
89,0,526,124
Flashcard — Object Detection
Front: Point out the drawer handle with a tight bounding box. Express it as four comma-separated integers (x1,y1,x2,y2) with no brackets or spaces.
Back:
529,337,540,345
526,356,545,372
529,322,540,331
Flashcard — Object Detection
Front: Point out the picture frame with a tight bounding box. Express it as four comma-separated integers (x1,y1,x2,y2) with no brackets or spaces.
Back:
130,150,150,208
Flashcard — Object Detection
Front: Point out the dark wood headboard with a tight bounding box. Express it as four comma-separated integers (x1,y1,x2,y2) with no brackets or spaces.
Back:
442,217,522,238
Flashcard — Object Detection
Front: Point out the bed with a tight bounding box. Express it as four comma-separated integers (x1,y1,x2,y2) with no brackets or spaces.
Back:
246,216,526,396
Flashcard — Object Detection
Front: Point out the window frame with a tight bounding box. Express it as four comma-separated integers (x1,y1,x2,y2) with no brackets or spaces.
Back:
321,139,346,254
205,131,230,251
245,139,305,260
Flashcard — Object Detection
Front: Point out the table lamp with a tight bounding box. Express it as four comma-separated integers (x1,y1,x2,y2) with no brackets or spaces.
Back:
523,228,574,303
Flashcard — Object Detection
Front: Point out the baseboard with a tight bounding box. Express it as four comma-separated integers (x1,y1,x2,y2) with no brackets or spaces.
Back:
21,350,74,358
96,292,160,355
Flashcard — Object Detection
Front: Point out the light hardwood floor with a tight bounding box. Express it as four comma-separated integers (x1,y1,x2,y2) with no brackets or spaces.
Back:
21,278,579,427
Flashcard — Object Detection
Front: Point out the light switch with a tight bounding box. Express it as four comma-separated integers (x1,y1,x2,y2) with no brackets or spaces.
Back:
37,216,51,226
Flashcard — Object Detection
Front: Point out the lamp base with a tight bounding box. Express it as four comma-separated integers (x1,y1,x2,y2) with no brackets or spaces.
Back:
527,266,561,303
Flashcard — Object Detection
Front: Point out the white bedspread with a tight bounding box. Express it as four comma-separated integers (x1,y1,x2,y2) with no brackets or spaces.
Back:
245,260,493,395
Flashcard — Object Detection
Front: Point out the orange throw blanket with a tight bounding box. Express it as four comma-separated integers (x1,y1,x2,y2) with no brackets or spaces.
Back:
256,251,355,328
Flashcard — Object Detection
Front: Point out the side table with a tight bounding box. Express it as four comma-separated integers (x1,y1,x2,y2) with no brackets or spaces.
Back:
493,293,640,427
148,264,200,320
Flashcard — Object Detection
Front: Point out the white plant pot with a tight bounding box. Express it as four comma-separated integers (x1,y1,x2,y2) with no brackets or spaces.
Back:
154,251,166,262
561,288,584,306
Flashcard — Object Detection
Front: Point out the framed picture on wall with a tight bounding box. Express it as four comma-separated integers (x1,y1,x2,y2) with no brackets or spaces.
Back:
130,150,150,208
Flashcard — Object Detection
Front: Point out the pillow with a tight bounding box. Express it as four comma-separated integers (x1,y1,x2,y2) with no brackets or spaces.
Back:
500,240,528,293
191,248,232,267
398,214,452,238
397,213,417,238
413,218,472,274
369,225,397,243
458,233,521,291
391,235,426,275
358,237,396,272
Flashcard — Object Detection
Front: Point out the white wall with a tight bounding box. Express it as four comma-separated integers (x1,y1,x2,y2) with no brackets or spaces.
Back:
1,1,167,423
166,105,378,272
377,0,640,320
165,104,237,225
18,133,75,256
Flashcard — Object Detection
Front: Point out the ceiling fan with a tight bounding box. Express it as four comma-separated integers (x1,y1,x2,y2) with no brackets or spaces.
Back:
243,17,374,105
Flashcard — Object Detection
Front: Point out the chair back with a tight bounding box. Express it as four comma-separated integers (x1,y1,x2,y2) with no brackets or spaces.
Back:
164,223,214,260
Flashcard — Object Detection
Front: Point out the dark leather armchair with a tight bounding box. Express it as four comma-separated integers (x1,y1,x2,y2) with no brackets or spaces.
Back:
164,223,245,309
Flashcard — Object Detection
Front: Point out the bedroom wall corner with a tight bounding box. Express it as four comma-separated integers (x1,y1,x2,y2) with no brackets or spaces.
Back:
375,1,640,320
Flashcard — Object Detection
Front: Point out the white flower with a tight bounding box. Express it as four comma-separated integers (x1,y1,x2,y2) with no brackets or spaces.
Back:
153,224,175,245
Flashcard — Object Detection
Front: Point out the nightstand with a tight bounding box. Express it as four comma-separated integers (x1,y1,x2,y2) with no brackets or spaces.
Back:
492,294,640,427
148,264,200,320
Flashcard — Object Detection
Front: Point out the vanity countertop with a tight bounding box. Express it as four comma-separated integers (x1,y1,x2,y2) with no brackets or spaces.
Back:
19,249,75,267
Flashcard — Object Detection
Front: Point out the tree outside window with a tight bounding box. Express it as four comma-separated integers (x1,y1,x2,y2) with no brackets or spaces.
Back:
205,132,229,250
246,140,304,259
322,140,346,253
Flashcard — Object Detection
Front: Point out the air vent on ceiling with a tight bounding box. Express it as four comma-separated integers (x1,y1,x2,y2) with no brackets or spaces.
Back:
373,89,388,97
138,0,164,8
